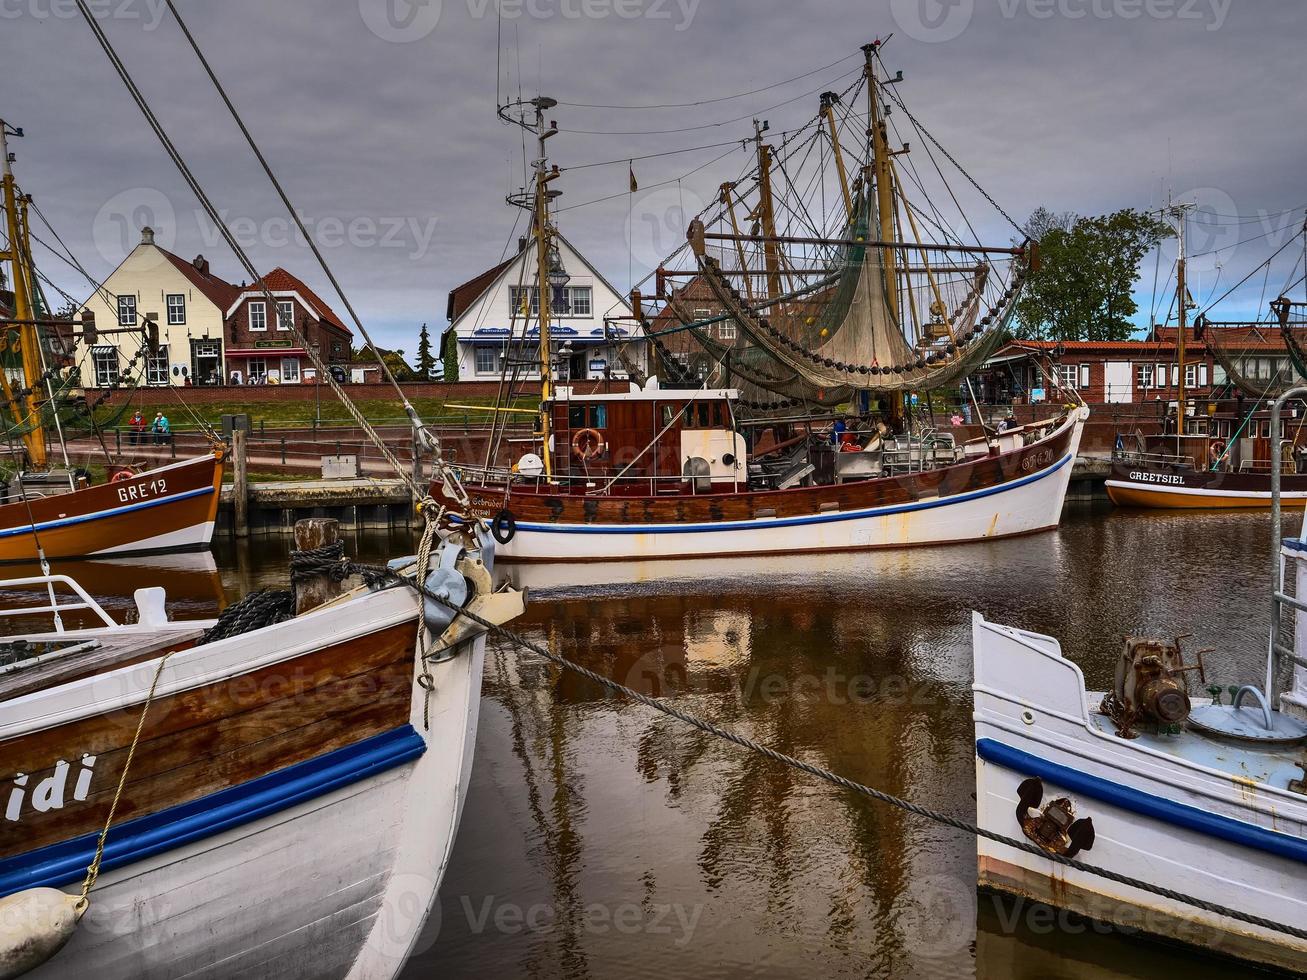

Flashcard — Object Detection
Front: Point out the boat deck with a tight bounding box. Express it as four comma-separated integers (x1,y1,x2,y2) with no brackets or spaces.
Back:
1085,693,1306,792
0,625,206,701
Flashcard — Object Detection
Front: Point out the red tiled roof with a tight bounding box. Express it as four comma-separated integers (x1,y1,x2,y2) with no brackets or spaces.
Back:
160,250,239,310
247,268,351,335
446,254,516,323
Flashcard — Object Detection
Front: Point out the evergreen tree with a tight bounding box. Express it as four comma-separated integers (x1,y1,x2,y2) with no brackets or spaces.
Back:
415,322,436,380
441,328,459,381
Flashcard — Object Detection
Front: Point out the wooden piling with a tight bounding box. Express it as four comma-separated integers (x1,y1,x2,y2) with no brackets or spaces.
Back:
233,428,249,538
293,517,342,614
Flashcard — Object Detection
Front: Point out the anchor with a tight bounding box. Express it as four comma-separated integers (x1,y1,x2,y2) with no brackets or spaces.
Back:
1015,777,1096,858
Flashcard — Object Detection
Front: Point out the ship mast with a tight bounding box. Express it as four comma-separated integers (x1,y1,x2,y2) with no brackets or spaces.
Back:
0,120,48,470
865,42,899,329
1171,201,1194,452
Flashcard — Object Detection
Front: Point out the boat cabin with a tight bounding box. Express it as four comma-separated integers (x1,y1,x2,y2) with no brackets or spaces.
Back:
1124,397,1307,473
541,386,747,493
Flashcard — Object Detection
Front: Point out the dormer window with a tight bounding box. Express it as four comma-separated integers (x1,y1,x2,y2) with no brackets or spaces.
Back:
249,301,267,331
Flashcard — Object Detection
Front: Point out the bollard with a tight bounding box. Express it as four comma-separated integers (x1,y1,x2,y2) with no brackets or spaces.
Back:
292,518,342,614
232,429,249,539
281,436,286,465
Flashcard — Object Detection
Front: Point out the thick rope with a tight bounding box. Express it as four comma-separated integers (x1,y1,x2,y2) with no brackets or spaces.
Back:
76,650,173,913
358,562,1307,944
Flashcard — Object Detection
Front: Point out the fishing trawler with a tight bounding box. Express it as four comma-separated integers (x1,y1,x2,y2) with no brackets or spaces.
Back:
973,390,1307,972
0,120,223,561
434,42,1088,561
1107,211,1307,509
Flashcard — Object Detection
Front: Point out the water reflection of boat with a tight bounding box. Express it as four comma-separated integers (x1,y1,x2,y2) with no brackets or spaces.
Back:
0,552,226,633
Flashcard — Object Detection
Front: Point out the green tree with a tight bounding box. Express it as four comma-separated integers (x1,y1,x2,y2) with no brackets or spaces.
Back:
441,328,459,381
1014,208,1172,341
415,322,436,380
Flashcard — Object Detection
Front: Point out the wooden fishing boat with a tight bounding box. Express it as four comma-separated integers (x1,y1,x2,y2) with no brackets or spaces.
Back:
435,41,1087,563
441,387,1087,561
1107,213,1307,510
0,122,224,562
973,392,1307,972
0,526,524,979
0,452,224,562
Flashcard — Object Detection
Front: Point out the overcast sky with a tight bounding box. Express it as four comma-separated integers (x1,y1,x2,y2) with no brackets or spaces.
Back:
3,0,1304,353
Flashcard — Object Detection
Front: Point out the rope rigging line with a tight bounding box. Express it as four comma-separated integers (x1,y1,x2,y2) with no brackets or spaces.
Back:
355,563,1307,945
72,0,464,508
158,0,455,475
556,53,860,110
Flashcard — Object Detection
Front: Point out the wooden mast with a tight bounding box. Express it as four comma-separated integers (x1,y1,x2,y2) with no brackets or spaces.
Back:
1172,202,1193,451
531,97,560,480
752,119,782,301
820,92,854,223
864,43,899,327
0,120,48,470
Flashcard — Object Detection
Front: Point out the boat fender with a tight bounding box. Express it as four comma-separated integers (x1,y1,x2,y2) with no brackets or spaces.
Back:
491,509,517,545
0,888,84,980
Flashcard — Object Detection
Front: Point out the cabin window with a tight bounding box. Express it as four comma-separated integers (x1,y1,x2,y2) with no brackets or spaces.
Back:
568,404,607,429
92,346,119,387
146,345,169,386
249,301,267,332
661,404,676,427
166,293,186,325
696,402,711,427
117,294,137,326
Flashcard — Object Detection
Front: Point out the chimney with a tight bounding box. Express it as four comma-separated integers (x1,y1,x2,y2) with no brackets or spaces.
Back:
193,254,210,275
141,226,155,245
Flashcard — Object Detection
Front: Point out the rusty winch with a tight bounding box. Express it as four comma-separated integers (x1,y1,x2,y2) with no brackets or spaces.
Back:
1100,635,1208,739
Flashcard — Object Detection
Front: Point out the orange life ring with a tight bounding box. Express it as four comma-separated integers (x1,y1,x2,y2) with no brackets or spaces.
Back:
1209,439,1226,460
110,469,136,483
571,427,604,461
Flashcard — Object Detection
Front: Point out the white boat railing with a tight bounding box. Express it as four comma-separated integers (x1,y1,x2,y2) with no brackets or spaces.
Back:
0,574,119,632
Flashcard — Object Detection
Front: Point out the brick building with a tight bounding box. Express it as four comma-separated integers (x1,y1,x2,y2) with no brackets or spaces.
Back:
223,268,352,385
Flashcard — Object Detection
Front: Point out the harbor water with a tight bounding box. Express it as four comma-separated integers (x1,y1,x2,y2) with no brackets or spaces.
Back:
6,503,1292,978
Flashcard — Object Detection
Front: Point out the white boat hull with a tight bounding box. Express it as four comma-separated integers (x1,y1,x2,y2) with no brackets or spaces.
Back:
496,413,1086,562
972,613,1307,972
11,569,493,980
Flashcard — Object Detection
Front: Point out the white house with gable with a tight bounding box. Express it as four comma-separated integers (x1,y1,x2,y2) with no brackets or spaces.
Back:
442,233,645,382
77,226,234,388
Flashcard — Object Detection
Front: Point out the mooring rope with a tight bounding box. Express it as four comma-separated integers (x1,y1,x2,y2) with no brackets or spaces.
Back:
75,650,174,912
368,563,1307,944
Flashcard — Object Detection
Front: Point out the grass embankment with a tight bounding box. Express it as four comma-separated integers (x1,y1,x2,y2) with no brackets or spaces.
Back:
93,395,539,430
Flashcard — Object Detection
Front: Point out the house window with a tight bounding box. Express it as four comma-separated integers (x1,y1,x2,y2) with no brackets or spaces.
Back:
117,295,137,326
510,286,540,317
1136,364,1154,389
1213,362,1228,386
166,293,186,325
475,346,500,374
1057,364,1079,390
718,321,737,341
146,345,170,386
92,347,119,387
281,357,301,383
277,301,294,331
1185,364,1197,388
249,301,267,331
567,286,592,317
247,358,267,382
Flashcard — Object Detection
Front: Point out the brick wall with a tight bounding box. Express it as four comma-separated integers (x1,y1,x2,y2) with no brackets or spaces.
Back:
89,379,631,408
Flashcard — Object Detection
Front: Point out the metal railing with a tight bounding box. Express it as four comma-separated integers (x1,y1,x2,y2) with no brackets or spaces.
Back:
0,574,119,633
